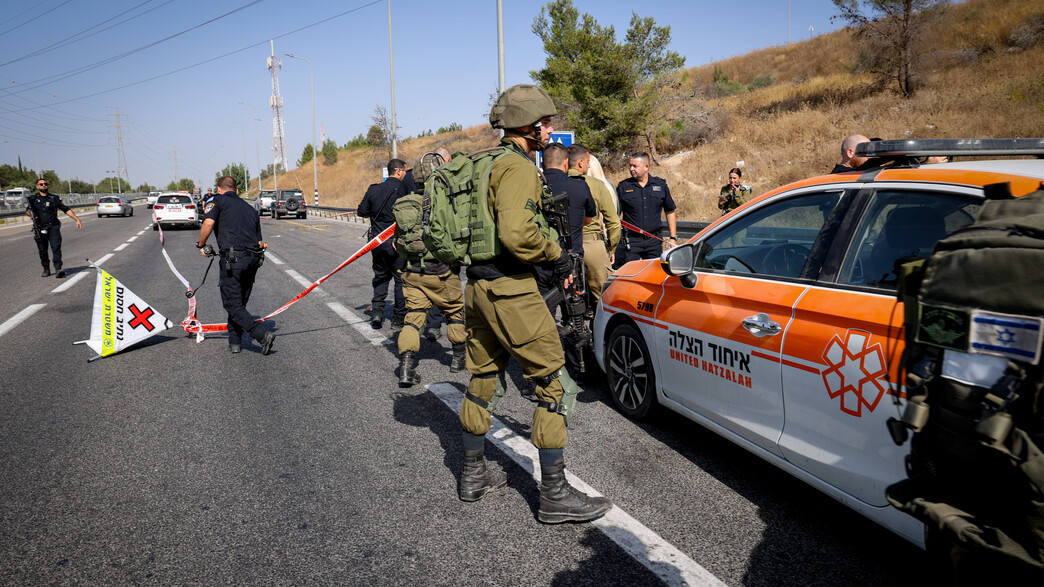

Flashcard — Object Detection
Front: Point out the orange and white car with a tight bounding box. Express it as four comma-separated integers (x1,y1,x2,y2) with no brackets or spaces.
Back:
593,138,1044,546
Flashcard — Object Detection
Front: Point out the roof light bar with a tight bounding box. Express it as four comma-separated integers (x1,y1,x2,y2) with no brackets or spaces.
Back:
857,138,1044,158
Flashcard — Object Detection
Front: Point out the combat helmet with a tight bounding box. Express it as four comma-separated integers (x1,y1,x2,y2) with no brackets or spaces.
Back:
489,84,557,130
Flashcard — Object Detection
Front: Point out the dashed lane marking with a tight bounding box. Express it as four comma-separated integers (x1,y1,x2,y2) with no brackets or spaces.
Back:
0,304,46,338
266,253,285,265
326,301,393,347
114,243,129,251
428,383,726,587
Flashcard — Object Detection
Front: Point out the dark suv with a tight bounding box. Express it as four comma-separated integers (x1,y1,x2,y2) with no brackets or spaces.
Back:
270,190,306,219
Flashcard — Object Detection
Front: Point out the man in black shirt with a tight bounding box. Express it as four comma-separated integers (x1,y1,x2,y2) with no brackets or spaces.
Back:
358,158,408,329
197,175,275,355
25,178,82,277
615,152,677,267
541,143,595,260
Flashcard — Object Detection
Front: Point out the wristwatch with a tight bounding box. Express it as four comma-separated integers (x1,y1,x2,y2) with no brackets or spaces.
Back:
196,242,205,249
668,236,678,241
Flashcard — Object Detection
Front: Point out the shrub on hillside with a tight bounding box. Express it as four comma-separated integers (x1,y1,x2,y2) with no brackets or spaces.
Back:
1009,14,1044,49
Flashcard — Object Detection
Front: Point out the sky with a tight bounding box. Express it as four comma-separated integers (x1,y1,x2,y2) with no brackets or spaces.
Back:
0,0,846,190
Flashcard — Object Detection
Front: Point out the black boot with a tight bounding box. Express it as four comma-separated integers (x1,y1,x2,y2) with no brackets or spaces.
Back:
450,343,466,373
370,307,383,329
538,458,612,523
459,448,506,502
398,351,421,387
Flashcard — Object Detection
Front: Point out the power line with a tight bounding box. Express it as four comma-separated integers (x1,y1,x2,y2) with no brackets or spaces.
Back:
0,0,77,39
0,0,263,98
0,0,176,68
0,0,383,115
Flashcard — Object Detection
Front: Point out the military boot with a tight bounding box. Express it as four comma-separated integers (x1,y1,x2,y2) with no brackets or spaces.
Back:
398,351,421,387
459,448,506,502
538,458,612,523
450,343,466,373
370,307,383,329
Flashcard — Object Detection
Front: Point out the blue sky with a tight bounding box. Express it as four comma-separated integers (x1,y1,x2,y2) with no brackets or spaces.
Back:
0,0,845,189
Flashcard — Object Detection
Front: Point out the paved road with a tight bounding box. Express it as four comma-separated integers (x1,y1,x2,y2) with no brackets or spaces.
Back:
0,204,931,585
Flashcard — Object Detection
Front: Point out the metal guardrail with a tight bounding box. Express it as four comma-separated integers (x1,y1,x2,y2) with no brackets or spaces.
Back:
0,193,146,220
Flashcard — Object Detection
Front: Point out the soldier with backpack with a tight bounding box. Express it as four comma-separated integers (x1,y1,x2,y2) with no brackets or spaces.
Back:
887,181,1044,584
357,159,408,330
451,84,612,524
390,150,466,387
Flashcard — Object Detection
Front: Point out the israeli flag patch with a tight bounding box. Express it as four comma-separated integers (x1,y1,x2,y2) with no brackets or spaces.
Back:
969,309,1044,365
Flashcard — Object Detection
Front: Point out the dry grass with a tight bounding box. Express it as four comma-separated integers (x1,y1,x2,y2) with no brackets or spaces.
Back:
267,0,1044,223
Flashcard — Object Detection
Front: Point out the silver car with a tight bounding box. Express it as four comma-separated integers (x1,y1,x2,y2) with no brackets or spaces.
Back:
255,190,276,216
96,195,133,217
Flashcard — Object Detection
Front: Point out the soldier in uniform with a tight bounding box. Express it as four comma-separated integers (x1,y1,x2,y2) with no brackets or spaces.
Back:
358,159,408,330
197,175,275,355
459,83,612,524
394,151,466,387
615,152,678,267
567,144,620,300
25,178,82,278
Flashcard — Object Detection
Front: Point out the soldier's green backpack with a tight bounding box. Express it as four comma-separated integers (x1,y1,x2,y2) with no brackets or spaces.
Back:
886,182,1044,574
391,192,427,264
422,146,512,266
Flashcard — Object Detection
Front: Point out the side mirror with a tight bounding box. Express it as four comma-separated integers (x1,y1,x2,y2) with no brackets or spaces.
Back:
661,243,698,289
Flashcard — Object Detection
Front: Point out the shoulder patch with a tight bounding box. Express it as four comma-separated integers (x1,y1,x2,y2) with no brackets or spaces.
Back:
204,202,215,214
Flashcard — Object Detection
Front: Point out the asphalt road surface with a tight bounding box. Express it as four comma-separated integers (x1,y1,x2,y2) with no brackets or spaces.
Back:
0,203,932,585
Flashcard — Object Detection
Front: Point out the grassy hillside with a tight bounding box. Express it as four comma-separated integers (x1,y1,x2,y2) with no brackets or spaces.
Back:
266,0,1044,223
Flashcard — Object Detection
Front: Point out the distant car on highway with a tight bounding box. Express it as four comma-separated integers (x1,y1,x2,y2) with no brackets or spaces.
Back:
152,192,200,231
3,187,31,207
593,138,1044,548
147,191,161,209
255,190,276,215
270,189,306,219
96,195,133,217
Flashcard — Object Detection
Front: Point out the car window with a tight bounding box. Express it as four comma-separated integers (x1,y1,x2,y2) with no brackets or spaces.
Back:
837,190,980,289
158,196,190,204
100,197,117,203
696,191,841,279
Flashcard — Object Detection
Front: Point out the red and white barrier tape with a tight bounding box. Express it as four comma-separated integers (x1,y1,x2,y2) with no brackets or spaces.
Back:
620,220,664,242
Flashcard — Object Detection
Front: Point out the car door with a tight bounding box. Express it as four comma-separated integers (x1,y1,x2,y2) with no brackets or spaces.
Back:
778,186,982,506
654,188,844,455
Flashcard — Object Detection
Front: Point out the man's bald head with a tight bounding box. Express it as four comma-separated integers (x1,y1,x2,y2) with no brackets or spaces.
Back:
434,147,452,164
840,134,870,167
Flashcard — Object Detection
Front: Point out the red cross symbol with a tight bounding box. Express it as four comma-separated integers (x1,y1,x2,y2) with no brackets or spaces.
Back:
129,304,156,331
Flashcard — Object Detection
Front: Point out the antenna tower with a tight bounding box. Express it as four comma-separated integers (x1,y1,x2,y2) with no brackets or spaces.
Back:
268,40,288,173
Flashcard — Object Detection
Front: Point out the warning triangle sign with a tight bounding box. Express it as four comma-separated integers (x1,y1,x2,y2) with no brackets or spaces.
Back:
75,265,173,360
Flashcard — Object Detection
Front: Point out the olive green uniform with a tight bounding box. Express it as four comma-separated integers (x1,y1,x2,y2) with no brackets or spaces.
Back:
462,139,569,449
569,168,620,300
719,184,753,214
398,269,465,353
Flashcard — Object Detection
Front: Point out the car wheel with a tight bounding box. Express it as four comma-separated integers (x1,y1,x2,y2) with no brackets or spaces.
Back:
97,213,102,218
152,223,158,231
605,323,657,419
129,207,134,216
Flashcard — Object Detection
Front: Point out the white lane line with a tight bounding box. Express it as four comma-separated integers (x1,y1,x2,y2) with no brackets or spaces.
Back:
284,269,315,290
428,383,725,587
51,271,90,294
326,301,393,347
267,253,285,265
114,243,129,251
127,236,138,242
137,230,146,235
0,304,46,338
95,253,114,265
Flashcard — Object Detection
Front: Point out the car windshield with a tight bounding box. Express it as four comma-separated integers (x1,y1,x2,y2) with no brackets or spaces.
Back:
158,196,190,204
100,197,118,203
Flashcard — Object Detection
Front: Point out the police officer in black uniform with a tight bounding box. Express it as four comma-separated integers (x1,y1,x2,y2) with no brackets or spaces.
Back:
25,178,82,277
197,176,275,355
358,158,407,329
542,142,595,261
615,151,678,267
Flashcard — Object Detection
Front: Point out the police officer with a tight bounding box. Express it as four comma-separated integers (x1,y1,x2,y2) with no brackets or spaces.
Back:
541,142,594,260
567,144,621,300
358,159,407,330
25,178,82,278
460,83,612,524
615,152,678,266
197,175,275,355
393,152,467,387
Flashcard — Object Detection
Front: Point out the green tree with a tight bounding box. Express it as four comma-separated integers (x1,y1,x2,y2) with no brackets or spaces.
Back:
343,134,370,151
531,0,684,155
177,178,195,192
215,163,246,193
100,177,131,193
136,182,155,193
365,124,387,147
832,0,948,96
70,179,94,194
298,143,314,167
436,122,462,134
321,138,338,165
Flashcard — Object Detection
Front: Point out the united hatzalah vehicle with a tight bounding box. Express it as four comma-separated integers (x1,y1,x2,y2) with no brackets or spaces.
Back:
593,138,1044,547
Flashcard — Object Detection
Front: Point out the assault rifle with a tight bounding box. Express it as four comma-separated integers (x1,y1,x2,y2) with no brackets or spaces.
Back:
540,186,594,374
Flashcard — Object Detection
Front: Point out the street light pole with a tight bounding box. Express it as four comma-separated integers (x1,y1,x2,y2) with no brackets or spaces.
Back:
285,53,318,206
239,102,263,195
106,170,116,194
232,120,248,193
387,0,397,159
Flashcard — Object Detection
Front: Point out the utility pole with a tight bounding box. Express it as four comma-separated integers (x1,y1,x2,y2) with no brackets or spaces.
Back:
387,0,397,159
111,107,129,189
239,102,263,194
173,147,179,186
285,52,318,206
497,0,505,94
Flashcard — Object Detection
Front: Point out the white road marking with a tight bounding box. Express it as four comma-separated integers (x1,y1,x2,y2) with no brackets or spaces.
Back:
50,271,89,294
326,301,394,347
127,236,138,242
267,253,285,265
428,382,726,587
114,243,129,251
0,304,46,338
284,269,315,290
